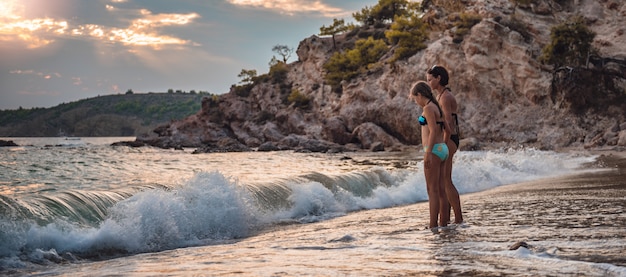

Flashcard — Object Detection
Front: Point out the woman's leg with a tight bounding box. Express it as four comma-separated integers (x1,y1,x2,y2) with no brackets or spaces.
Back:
444,141,463,224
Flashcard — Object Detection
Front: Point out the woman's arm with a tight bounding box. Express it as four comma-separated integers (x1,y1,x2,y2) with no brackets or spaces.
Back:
440,94,453,142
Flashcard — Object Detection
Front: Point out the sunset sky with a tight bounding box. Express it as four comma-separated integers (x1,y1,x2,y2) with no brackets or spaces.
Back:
0,0,379,110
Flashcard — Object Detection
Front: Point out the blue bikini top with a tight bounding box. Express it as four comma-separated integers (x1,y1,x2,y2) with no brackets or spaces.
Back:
418,115,445,128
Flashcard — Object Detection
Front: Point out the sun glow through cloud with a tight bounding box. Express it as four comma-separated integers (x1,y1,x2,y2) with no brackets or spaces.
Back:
0,0,21,19
0,0,69,48
0,0,200,49
77,9,200,47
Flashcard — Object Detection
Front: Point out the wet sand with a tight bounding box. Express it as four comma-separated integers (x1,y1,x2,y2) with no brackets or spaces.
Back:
26,152,626,276
437,151,626,275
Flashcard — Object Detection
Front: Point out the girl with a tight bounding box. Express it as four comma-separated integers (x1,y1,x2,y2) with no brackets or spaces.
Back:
409,81,449,230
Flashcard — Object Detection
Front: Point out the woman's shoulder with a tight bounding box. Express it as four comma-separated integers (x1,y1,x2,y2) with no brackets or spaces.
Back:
442,88,457,100
423,102,438,114
440,90,458,106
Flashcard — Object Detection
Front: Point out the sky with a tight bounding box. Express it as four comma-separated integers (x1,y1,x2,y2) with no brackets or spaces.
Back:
0,0,379,110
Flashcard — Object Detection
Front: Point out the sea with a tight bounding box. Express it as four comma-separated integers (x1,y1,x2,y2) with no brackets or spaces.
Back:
1,137,625,276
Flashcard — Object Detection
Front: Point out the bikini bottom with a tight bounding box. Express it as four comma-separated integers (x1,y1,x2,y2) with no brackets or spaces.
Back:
450,134,460,148
428,143,449,161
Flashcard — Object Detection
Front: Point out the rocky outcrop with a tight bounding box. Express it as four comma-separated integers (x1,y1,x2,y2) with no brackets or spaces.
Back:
134,0,626,153
0,140,19,147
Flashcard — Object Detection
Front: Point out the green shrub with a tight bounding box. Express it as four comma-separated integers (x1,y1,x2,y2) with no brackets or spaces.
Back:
385,14,429,61
323,37,388,87
232,84,253,97
269,61,289,84
453,12,482,42
540,16,596,68
287,89,310,108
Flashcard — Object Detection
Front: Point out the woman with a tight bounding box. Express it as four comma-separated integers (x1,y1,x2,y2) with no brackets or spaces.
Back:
409,81,449,230
427,65,463,224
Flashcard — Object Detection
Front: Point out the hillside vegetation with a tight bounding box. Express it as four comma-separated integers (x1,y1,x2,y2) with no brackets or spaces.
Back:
0,93,206,137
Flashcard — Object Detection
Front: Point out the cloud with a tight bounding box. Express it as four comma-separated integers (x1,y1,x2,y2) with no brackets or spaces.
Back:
101,9,201,47
72,77,82,86
0,15,69,48
0,0,201,50
227,0,348,17
0,0,22,19
10,69,62,79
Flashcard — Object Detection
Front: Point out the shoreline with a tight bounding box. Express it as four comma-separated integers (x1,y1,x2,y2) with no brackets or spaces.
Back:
37,151,626,275
4,141,626,276
3,136,626,155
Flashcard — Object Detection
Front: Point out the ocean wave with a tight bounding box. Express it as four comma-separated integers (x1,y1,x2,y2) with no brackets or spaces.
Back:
0,148,601,269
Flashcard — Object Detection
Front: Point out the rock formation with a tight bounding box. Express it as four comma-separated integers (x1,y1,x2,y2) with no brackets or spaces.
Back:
0,140,19,147
134,0,626,153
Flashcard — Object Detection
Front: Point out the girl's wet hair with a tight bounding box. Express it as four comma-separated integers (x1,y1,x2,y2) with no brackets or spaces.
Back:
411,81,443,117
427,65,449,86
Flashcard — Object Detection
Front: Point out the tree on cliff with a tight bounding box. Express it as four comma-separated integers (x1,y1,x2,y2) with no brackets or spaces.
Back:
353,0,411,25
319,18,352,50
238,69,257,85
272,44,293,63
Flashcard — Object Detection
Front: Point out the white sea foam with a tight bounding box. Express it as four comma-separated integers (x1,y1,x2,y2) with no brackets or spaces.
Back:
452,148,599,193
480,244,626,277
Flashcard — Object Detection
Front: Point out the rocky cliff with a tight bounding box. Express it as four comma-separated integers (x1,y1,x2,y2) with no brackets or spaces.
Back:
135,0,626,153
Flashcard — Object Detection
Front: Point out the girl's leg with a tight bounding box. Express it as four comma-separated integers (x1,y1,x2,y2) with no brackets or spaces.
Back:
439,158,450,227
425,154,441,229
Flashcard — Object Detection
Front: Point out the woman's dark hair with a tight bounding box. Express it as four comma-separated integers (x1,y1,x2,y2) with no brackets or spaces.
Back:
411,81,443,117
427,65,449,86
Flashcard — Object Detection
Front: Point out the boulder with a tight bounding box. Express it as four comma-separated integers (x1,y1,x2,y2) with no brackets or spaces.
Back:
371,142,385,152
322,116,353,145
352,122,400,150
192,137,251,153
296,138,335,153
618,130,626,146
0,140,18,147
459,137,480,151
111,140,146,147
258,142,280,152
